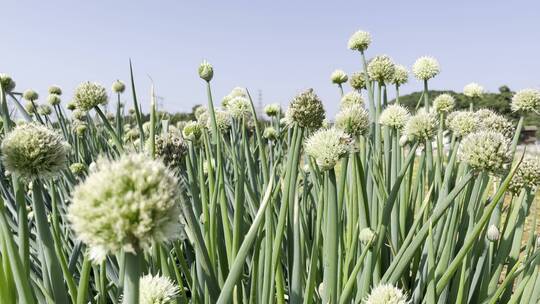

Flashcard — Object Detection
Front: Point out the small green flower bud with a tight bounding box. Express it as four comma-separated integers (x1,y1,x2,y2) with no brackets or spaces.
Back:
487,225,499,242
198,60,214,82
111,80,126,94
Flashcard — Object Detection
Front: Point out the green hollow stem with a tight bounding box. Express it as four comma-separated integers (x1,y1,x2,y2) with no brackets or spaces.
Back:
32,180,69,304
123,250,141,304
324,168,339,304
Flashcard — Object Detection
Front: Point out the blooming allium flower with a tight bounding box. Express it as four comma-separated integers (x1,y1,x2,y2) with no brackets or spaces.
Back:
330,69,348,84
335,104,369,137
365,284,409,304
367,55,396,84
379,104,410,130
340,91,364,109
511,89,540,113
73,81,108,111
139,273,180,304
287,89,326,129
403,110,437,141
69,153,183,262
458,131,511,174
305,128,353,170
348,30,371,52
433,94,455,114
463,83,485,98
1,123,69,180
412,56,440,81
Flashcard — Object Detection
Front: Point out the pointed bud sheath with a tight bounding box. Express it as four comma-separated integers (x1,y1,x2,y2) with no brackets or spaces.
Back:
198,60,214,82
487,225,500,242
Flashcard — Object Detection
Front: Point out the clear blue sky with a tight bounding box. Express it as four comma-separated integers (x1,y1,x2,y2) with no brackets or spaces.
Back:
1,1,539,116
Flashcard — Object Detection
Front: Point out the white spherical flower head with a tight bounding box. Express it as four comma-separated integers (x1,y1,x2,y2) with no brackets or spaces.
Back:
74,81,108,111
447,111,478,138
359,227,376,245
23,89,39,101
412,56,440,81
365,284,408,304
487,225,500,242
48,85,62,95
263,127,278,140
0,73,16,92
305,128,353,171
404,110,437,141
509,157,540,194
433,94,455,114
112,80,126,94
139,273,180,304
340,91,364,109
348,30,371,52
511,89,540,113
182,121,203,142
69,153,183,262
198,60,214,82
264,103,281,117
207,109,232,133
367,55,396,84
463,83,485,99
288,89,326,129
391,65,409,86
331,69,348,85
379,104,411,130
476,109,514,138
350,72,367,90
335,104,370,137
194,105,207,120
458,131,511,174
47,94,61,106
37,104,52,116
1,123,69,180
228,96,252,120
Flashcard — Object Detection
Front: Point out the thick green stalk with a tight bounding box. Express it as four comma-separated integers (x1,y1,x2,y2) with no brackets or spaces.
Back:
32,180,69,304
323,169,339,304
123,251,140,304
